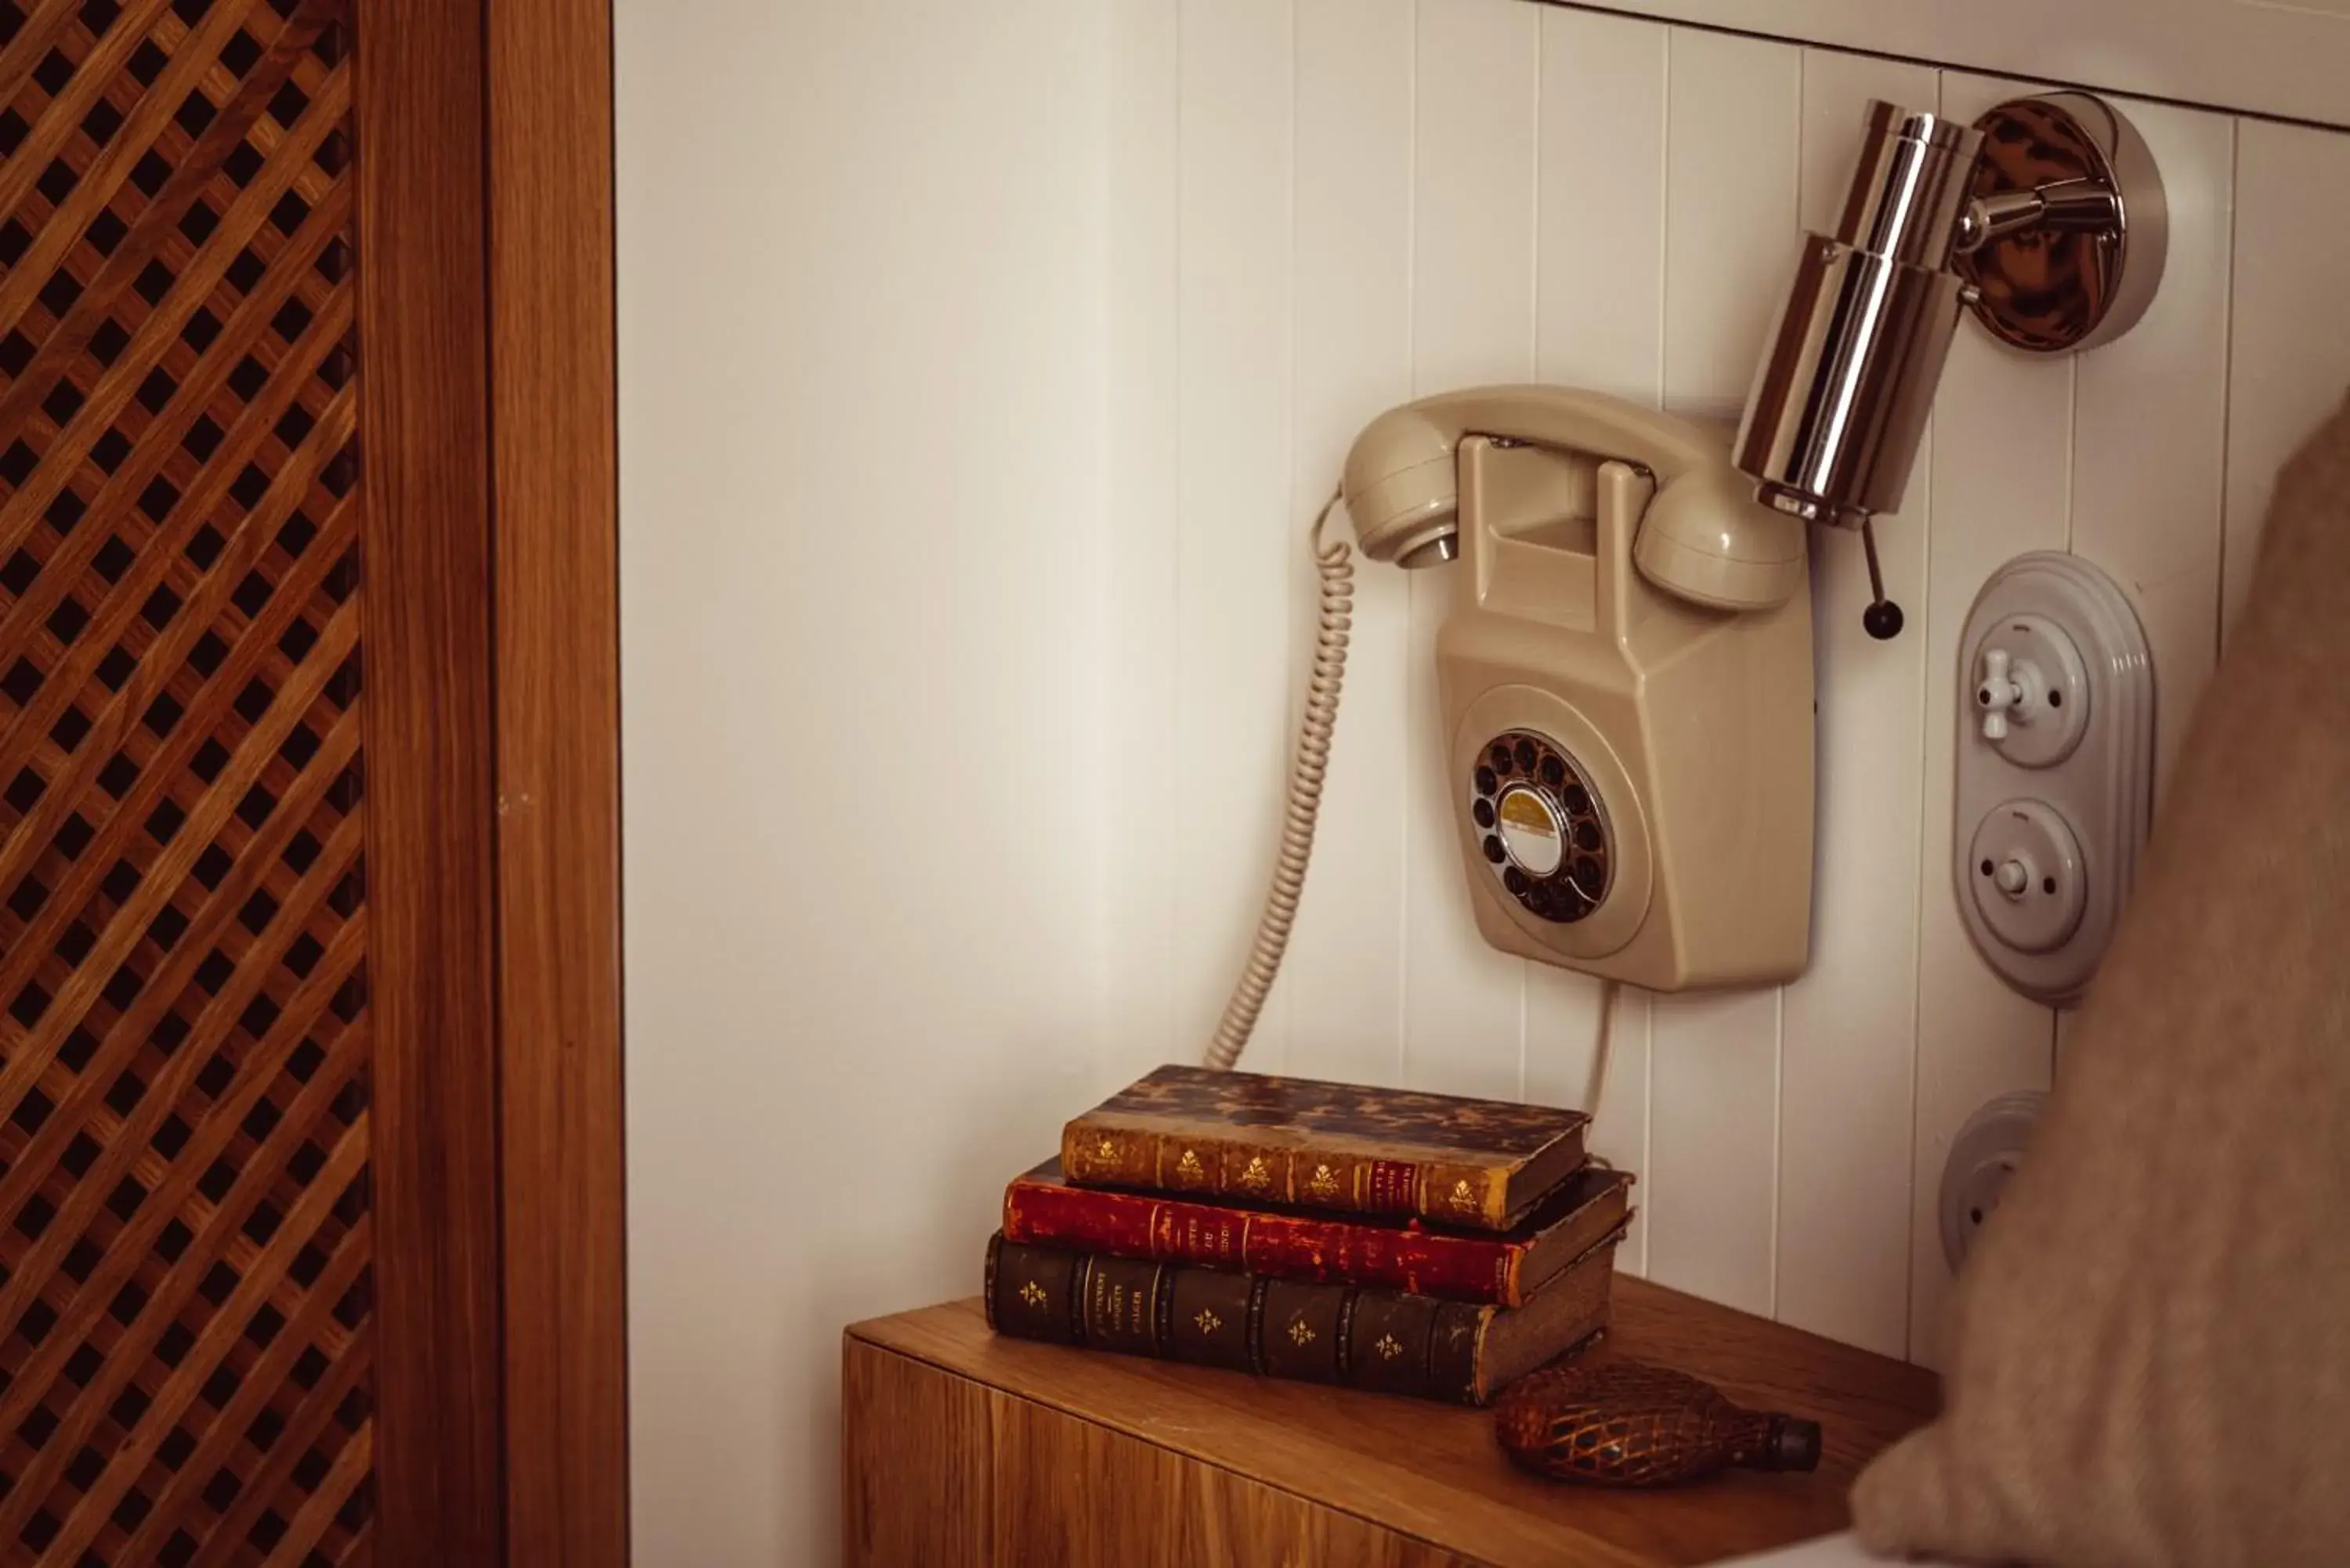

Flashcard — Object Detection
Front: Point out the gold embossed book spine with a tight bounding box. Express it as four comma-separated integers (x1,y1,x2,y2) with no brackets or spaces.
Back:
1003,1160,1633,1306
1060,1065,1590,1232
985,1230,1620,1405
1061,1128,1511,1225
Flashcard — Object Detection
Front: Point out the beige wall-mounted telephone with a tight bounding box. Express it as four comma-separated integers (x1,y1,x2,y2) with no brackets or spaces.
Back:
1207,387,1814,1071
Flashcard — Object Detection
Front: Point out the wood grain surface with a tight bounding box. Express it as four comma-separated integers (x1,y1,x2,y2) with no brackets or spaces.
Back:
353,2,504,1562
847,1337,1478,1568
0,2,393,1558
486,0,627,1563
844,1274,1938,1568
0,4,624,1561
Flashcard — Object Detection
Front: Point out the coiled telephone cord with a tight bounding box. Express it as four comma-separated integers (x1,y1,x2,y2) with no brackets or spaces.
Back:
1204,489,1351,1072
1200,490,1621,1124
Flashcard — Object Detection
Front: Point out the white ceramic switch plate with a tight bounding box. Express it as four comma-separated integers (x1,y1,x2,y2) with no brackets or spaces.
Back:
1954,553,2153,1006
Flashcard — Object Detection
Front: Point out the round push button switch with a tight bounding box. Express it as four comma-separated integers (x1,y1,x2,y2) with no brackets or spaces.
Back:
1966,799,2086,955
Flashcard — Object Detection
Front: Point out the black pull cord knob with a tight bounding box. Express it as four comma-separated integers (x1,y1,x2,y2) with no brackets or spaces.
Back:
1860,518,1904,641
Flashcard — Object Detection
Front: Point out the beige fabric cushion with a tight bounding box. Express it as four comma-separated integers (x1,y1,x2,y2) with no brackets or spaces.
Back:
1852,392,2350,1568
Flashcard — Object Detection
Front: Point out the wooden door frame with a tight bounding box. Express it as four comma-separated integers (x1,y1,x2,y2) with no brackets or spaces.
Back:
354,5,503,1561
356,2,626,1564
485,1,628,1564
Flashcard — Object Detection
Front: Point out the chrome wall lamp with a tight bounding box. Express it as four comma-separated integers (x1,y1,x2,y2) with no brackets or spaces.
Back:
1736,93,2167,639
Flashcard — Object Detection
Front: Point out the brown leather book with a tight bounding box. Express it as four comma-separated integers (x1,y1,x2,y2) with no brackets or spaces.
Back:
1060,1064,1590,1232
985,1224,1622,1406
1004,1159,1632,1306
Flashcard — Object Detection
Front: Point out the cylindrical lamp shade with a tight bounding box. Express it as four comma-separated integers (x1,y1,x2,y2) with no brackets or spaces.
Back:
1734,101,1979,529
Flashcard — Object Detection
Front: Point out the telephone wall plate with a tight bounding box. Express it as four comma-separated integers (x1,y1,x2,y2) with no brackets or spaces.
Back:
1440,439,1814,990
1953,553,2153,1006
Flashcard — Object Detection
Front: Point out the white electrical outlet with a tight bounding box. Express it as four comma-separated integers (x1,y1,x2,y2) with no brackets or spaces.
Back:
1940,1091,2049,1272
1954,554,2154,1006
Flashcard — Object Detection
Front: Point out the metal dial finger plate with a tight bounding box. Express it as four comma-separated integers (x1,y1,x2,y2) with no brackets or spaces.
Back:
1469,729,1612,923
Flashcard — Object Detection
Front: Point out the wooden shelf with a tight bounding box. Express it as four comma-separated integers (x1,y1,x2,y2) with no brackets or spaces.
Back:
843,1274,1938,1567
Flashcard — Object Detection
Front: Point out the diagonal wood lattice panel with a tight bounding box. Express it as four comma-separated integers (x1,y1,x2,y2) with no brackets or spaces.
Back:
0,1,371,1563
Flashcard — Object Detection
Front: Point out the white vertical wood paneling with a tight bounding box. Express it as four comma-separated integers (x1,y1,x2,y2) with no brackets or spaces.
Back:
1521,5,1668,1277
1657,29,1802,424
1284,0,1417,1088
1098,0,1184,1094
1523,0,2350,132
1642,27,1800,1319
1772,49,1938,1360
1531,10,1668,407
1403,0,1542,1100
2054,99,2237,1074
2225,121,2350,641
1905,67,2067,1368
1144,0,2350,1371
2071,102,2233,814
1174,0,1297,1068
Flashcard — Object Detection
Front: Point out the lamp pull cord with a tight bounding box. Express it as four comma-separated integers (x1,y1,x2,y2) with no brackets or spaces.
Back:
1204,489,1351,1071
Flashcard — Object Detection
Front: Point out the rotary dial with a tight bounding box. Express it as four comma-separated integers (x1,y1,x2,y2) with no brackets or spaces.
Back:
1468,729,1612,924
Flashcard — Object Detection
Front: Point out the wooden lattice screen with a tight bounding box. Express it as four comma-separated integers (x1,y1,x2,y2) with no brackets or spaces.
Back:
0,0,371,1563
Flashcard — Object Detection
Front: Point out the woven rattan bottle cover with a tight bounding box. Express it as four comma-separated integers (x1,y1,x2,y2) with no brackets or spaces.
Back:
1495,1350,1823,1487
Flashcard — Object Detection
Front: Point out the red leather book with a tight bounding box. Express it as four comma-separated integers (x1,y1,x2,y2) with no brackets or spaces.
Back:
1002,1159,1631,1307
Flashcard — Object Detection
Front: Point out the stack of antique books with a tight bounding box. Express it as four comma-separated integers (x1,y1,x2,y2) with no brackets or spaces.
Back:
985,1064,1630,1406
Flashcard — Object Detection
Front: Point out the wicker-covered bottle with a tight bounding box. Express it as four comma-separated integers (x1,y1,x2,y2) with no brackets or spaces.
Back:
1495,1352,1823,1487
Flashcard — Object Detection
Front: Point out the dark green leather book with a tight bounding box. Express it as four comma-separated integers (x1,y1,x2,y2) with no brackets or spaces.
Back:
984,1223,1620,1406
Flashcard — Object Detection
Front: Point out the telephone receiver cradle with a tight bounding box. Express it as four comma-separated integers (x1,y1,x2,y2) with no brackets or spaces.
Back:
1342,387,1814,992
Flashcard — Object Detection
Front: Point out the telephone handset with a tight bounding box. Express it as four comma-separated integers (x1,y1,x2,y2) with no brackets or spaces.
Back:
1206,386,1814,1071
1340,385,1806,612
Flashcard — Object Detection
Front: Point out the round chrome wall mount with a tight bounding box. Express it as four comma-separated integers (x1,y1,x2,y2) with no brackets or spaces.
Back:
1956,92,2168,354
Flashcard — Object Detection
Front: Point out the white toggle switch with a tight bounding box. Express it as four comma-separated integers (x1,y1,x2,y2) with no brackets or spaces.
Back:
1954,555,2153,1007
1977,649,2020,740
1976,645,2054,742
1969,614,2089,768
